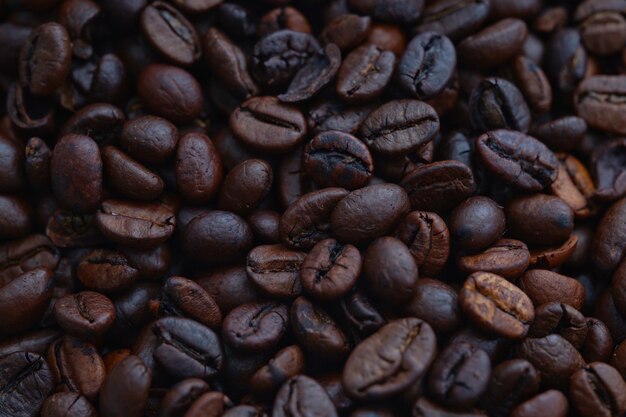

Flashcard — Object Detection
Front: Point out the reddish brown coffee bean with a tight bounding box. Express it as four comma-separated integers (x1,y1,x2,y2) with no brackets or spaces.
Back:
218,159,272,215
519,269,585,310
506,194,574,246
511,390,568,417
0,268,53,336
176,133,223,204
246,244,306,299
53,291,115,341
102,146,164,201
76,249,139,293
457,239,530,280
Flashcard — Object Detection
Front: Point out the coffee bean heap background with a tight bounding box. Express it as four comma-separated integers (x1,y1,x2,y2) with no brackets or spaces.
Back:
0,0,626,416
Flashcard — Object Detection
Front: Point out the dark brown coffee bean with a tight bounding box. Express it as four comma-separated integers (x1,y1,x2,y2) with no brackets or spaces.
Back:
412,397,488,417
480,359,541,417
140,1,200,66
280,188,349,250
0,135,24,193
0,234,59,286
570,362,626,417
469,78,531,133
176,132,223,204
582,318,613,363
510,390,568,417
450,196,505,253
528,234,579,270
307,99,376,136
575,0,626,55
119,243,171,280
545,28,587,94
506,194,574,246
300,238,361,301
53,291,115,341
550,153,596,218
590,138,626,202
360,100,439,156
519,270,585,310
182,210,253,264
338,289,386,341
41,392,97,417
96,200,176,249
575,75,626,135
303,131,373,190
428,342,491,409
197,266,258,314
460,272,535,339
394,211,449,277
342,318,436,400
320,14,371,52
401,160,476,213
512,55,553,114
246,244,306,298
102,146,164,201
528,302,588,349
222,302,289,353
184,391,229,417
250,345,305,396
336,44,395,103
0,352,54,417
0,268,53,336
593,198,626,275
59,103,125,146
6,83,56,138
403,278,460,335
138,64,203,124
291,296,350,361
416,0,491,41
120,116,179,165
457,239,529,280
347,0,424,24
218,159,272,215
258,6,311,36
24,137,50,191
158,378,210,417
273,375,338,417
45,209,102,248
248,210,281,244
611,340,626,378
230,97,307,154
99,355,151,417
397,32,456,100
476,130,558,191
51,134,102,214
532,116,587,153
458,19,527,70
19,23,71,96
76,249,138,293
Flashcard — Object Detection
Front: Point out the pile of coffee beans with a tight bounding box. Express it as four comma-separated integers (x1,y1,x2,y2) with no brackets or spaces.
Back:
1,0,626,416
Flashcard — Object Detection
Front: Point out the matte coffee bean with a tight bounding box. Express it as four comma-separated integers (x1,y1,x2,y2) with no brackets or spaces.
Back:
19,23,71,97
575,0,626,55
140,1,201,66
53,291,115,341
416,0,491,41
331,184,410,243
460,272,535,339
320,14,371,52
290,296,350,361
96,200,176,249
51,134,102,214
582,318,613,363
59,103,125,146
342,318,436,400
570,362,626,417
403,278,460,335
176,132,223,204
519,270,585,310
450,196,505,253
41,392,97,417
394,211,450,277
590,138,626,202
99,355,151,417
364,237,418,304
120,116,179,165
250,345,305,396
512,55,553,114
219,159,272,215
0,352,53,417
138,64,203,124
397,32,456,100
24,137,50,191
576,75,626,135
230,97,307,154
427,342,491,409
480,359,541,417
303,131,373,190
458,19,527,70
280,188,349,250
457,239,530,280
76,249,139,293
592,198,626,275
360,100,439,156
339,289,386,340
222,302,289,353
506,194,574,245
196,267,258,314
470,78,531,133
336,44,396,103
246,244,306,298
258,7,311,36
273,376,338,417
300,239,361,301
510,390,568,417
528,302,588,348
182,211,253,264
0,268,53,336
102,146,164,201
158,379,210,417
476,130,558,191
347,0,424,24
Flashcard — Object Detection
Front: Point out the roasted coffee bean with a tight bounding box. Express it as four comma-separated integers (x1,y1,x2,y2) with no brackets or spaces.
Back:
258,6,311,36
401,160,476,213
575,76,626,136
480,359,541,417
273,376,338,417
99,355,151,417
152,317,223,380
0,135,24,193
470,79,531,135
347,0,423,24
458,19,527,70
363,237,418,304
342,318,436,400
360,100,439,156
338,289,386,340
590,139,626,202
250,345,305,396
510,390,568,417
397,32,456,100
519,269,585,310
53,291,115,341
120,116,179,165
59,103,125,146
157,378,210,417
506,194,574,245
476,130,557,191
41,392,97,417
545,28,587,94
582,318,613,363
575,0,626,55
316,373,353,414
331,184,410,243
532,116,586,153
102,146,164,201
96,200,175,249
307,99,376,135
248,210,281,244
219,159,272,215
0,268,53,336
450,196,505,253
0,352,54,417
290,296,350,361
51,134,102,214
280,188,349,250
550,153,595,218
0,329,60,358
276,149,316,209
303,131,373,190
75,249,137,294
416,0,491,41
24,137,50,190
197,266,259,314
45,210,102,248
320,14,371,52
246,244,306,298
222,302,289,353
176,132,223,204
184,391,229,417
412,397,488,417
19,23,71,97
592,198,626,275
403,278,460,335
336,44,395,103
528,234,579,270
428,342,491,409
6,83,56,137
457,239,530,279
230,97,307,154
570,362,626,417
512,55,552,114
460,272,535,339
528,302,588,348
0,234,59,285
394,212,450,278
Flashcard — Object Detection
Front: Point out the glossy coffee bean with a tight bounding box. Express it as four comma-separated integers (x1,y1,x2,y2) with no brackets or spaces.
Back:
102,146,164,201
99,355,151,417
120,116,179,165
457,239,530,279
510,390,568,417
512,55,553,114
246,244,306,298
336,44,395,103
480,359,540,417
506,194,574,246
582,318,613,363
570,362,626,417
197,266,259,314
219,159,272,215
458,19,527,70
176,132,223,204
0,352,54,417
250,345,305,396
41,392,97,417
450,196,505,253
76,249,139,293
0,268,53,336
470,78,531,133
222,302,289,353
592,198,626,275
53,291,115,341
320,14,371,52
403,278,460,335
273,376,338,417
575,75,626,135
528,302,588,348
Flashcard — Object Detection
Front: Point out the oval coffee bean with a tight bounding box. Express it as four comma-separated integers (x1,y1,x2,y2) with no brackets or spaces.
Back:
570,362,626,417
510,390,568,417
450,196,505,253
460,272,535,339
102,146,164,201
417,0,491,41
403,279,460,335
519,269,585,310
76,249,139,293
360,100,439,156
336,44,396,103
339,289,386,341
120,116,179,165
246,244,306,299
342,318,436,400
506,194,574,246
176,132,223,204
273,376,338,417
222,302,289,353
99,355,151,417
218,159,272,215
575,75,626,135
155,276,222,329
469,78,531,133
41,392,97,417
0,352,54,417
250,345,305,396
480,359,541,417
0,234,59,286
457,239,530,280
197,266,258,314
592,198,626,275
0,268,53,336
320,14,371,52
528,302,588,348
53,291,115,341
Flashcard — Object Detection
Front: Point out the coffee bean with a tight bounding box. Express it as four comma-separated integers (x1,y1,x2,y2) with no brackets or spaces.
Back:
59,103,125,146
403,278,460,335
0,352,54,417
0,268,53,336
0,234,59,286
412,397,488,417
250,345,305,396
575,76,626,135
457,239,530,279
246,244,306,298
590,138,626,202
320,14,371,52
360,100,439,156
550,153,595,218
338,289,386,341
510,390,568,417
528,234,579,270
273,375,338,417
303,131,373,190
519,269,585,310
450,196,505,253
575,0,626,55
417,0,491,41
176,132,223,204
347,0,424,24
336,44,396,103
470,78,531,133
460,272,535,339
41,392,97,417
102,146,164,201
512,55,553,114
506,194,574,245
570,362,626,417
45,209,102,248
197,266,258,314
545,28,587,94
120,116,179,165
185,391,229,417
219,159,272,215
258,6,311,36
582,318,613,363
158,379,210,417
53,291,115,341
458,19,527,70
99,355,151,417
480,359,540,417
528,302,588,348
592,198,626,275
6,83,55,137
230,97,307,153
222,302,289,353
